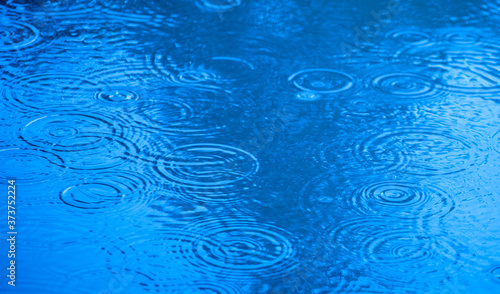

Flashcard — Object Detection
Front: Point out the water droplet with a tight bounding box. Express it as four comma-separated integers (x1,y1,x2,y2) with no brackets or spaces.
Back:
296,91,320,101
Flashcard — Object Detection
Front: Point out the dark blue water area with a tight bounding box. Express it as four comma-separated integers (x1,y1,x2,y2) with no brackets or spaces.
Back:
0,0,500,293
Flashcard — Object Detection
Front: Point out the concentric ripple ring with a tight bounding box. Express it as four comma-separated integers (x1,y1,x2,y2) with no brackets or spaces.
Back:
328,218,462,279
387,30,431,46
289,69,355,93
0,19,39,51
154,143,259,187
356,128,478,176
185,219,300,278
372,72,435,98
350,181,455,219
488,265,500,285
196,0,243,11
59,171,153,212
20,113,119,152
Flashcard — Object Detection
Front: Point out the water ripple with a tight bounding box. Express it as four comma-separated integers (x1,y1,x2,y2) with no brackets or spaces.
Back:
488,265,500,285
208,56,255,80
299,173,344,209
122,230,203,281
95,89,139,103
154,143,259,188
329,218,462,282
0,147,64,184
21,113,120,151
60,140,137,170
433,57,500,94
2,2,498,292
148,192,213,225
350,181,455,219
51,264,136,294
12,1,97,19
3,72,97,110
176,69,217,85
91,61,160,88
150,55,241,92
168,177,257,205
185,218,300,279
196,0,242,12
372,72,437,99
387,29,432,46
333,96,406,123
313,135,362,172
363,61,447,102
288,69,355,94
356,127,480,176
127,94,225,139
154,280,245,294
21,215,103,254
338,97,376,118
148,34,288,92
20,112,138,170
130,99,193,130
156,55,255,85
0,18,39,51
59,171,155,213
443,30,482,46
393,31,500,95
493,131,500,155
149,55,225,92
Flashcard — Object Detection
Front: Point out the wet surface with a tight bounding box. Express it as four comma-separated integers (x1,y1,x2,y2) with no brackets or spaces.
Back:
0,0,500,293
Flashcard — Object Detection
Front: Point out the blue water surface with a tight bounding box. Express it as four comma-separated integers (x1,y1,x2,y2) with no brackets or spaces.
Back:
1,0,500,293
